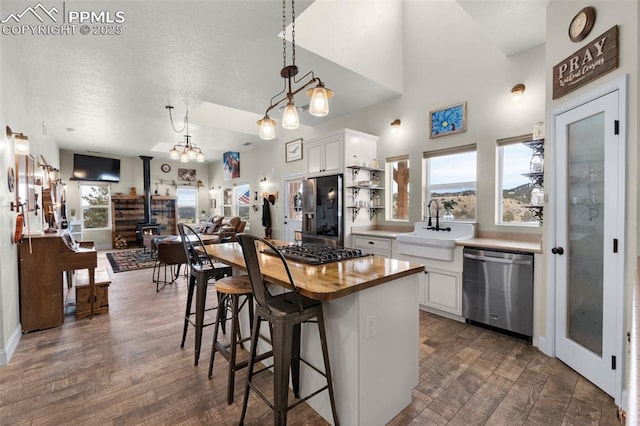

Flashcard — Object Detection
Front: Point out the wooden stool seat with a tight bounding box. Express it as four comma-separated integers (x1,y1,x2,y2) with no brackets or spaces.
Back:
215,275,252,295
75,268,111,319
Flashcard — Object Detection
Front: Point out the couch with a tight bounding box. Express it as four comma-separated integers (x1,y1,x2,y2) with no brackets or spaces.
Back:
197,215,246,243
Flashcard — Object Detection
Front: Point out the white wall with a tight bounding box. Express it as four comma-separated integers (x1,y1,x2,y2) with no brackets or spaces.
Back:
0,28,61,364
61,149,212,248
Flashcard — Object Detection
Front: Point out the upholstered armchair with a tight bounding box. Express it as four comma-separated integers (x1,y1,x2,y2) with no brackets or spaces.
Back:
197,215,246,243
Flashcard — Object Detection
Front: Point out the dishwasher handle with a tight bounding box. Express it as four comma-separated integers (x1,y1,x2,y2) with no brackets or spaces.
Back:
463,252,532,265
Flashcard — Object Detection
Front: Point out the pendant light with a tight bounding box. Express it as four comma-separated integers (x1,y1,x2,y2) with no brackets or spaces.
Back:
257,0,333,140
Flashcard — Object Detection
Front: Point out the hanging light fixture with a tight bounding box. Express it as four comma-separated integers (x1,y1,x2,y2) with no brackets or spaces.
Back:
257,0,333,140
166,105,205,163
6,126,30,155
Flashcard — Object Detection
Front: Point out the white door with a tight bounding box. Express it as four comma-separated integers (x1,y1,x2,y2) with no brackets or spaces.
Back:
553,89,622,397
283,176,303,243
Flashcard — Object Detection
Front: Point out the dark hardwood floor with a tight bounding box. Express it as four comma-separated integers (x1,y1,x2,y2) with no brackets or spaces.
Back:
0,251,621,425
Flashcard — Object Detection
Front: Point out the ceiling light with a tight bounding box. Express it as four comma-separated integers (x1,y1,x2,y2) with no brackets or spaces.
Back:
511,83,526,104
6,126,29,155
166,105,205,163
257,0,333,139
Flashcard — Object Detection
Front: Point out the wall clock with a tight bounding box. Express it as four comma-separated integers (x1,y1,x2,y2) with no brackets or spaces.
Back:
161,163,171,173
569,6,596,42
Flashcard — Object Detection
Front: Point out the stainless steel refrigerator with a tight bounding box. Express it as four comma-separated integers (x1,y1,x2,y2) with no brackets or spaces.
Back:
301,174,343,246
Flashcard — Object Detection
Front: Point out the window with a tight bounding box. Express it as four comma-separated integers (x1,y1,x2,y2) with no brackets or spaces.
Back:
386,156,410,221
176,187,197,224
223,188,233,217
222,184,251,230
236,184,251,227
497,137,537,225
80,183,111,229
423,145,476,221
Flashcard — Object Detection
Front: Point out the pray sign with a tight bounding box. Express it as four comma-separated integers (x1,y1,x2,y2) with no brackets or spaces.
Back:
553,26,619,99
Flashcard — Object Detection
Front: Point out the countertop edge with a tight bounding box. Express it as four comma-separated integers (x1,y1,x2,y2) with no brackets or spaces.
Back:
456,238,542,253
309,264,425,301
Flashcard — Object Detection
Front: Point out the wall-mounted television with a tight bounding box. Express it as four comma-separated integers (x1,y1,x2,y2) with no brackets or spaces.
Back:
71,154,121,182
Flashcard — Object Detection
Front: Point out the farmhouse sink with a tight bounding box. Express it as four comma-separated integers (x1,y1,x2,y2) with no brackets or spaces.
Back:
396,222,475,261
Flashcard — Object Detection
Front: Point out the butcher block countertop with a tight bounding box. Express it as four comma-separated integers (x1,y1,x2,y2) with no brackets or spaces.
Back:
456,238,542,253
201,242,424,301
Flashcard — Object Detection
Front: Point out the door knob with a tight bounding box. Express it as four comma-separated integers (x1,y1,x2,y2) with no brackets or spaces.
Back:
551,247,564,255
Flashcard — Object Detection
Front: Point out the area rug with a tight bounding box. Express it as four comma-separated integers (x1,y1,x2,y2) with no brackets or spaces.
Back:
107,249,156,273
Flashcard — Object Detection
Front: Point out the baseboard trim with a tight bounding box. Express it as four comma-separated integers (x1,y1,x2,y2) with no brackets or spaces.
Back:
0,324,22,366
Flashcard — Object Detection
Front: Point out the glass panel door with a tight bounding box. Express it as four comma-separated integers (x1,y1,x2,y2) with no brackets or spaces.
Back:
567,112,604,355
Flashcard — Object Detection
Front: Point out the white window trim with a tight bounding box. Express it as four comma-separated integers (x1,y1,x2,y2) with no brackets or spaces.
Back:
422,148,477,222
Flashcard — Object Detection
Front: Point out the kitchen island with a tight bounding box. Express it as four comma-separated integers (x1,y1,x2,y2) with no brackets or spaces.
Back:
201,242,424,426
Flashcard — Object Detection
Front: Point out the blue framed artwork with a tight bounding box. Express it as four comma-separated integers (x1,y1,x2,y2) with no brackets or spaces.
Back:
429,101,467,138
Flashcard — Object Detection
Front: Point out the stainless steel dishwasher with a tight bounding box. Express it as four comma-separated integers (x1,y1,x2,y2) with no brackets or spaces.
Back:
462,248,533,339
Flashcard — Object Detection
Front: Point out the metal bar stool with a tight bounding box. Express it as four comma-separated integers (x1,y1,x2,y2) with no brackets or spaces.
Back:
237,234,339,426
208,275,274,404
178,223,232,365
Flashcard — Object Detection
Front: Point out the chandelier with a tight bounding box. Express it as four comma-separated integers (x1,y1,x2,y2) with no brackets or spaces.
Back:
166,105,205,163
256,0,333,140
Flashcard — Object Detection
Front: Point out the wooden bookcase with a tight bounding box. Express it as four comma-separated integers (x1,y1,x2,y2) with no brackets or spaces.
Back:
111,195,144,247
151,195,178,236
111,195,178,248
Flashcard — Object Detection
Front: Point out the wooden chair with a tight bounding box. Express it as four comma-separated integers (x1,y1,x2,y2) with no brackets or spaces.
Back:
236,233,339,426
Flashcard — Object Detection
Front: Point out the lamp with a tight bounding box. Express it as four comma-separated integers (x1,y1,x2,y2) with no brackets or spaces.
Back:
6,126,29,155
257,0,333,139
166,106,205,163
390,119,401,134
511,83,526,104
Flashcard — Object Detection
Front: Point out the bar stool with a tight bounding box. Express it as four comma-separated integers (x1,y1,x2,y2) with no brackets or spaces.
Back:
208,274,273,404
178,223,232,365
236,234,339,426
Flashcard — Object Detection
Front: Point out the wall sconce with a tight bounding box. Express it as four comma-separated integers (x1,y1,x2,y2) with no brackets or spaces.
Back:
259,177,267,182
390,119,401,134
511,83,526,104
6,126,29,155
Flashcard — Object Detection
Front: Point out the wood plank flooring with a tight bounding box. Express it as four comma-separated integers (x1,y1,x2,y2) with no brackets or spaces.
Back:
0,251,621,425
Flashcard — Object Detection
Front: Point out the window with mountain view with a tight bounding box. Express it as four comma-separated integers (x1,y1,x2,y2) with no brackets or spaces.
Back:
176,187,197,224
497,139,537,225
423,146,476,221
80,183,111,229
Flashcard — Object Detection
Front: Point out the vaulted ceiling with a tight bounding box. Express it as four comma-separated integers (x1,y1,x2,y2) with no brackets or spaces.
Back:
1,0,545,162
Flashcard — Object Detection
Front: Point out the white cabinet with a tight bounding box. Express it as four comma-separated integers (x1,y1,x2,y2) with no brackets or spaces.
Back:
353,235,392,258
422,268,461,315
397,246,464,321
305,135,343,176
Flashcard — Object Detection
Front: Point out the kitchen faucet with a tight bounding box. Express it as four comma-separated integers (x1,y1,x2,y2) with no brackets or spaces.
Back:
426,199,451,232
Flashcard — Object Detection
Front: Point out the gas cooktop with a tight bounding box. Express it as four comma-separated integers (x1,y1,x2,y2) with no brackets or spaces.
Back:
263,243,370,265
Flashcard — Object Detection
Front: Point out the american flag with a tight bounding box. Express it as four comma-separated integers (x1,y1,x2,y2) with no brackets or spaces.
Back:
238,189,251,205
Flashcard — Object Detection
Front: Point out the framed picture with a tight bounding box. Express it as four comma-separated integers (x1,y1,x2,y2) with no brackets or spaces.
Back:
178,168,196,181
285,138,303,162
429,101,467,138
223,151,240,180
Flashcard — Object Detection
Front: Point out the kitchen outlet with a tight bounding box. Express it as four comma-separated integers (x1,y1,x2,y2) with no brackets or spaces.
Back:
366,315,376,338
